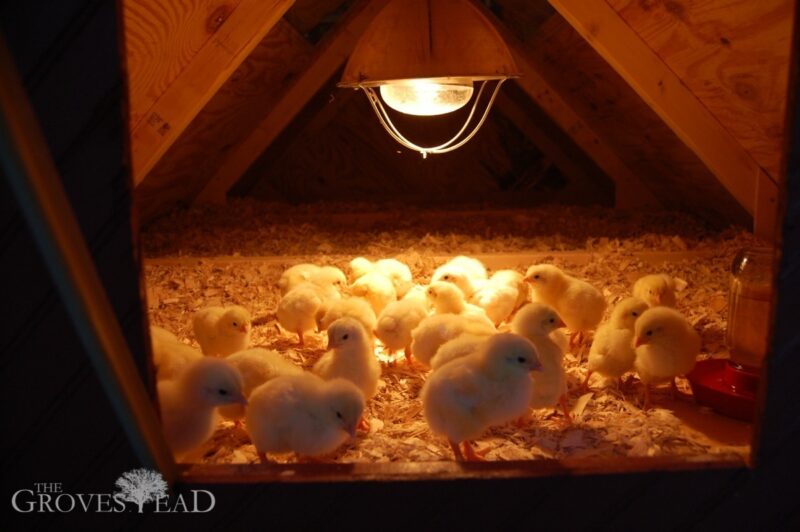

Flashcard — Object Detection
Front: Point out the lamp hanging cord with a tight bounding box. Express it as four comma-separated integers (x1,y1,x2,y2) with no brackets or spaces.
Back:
360,79,507,158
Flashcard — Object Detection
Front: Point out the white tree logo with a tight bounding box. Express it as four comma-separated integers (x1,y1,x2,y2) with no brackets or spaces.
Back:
114,468,168,513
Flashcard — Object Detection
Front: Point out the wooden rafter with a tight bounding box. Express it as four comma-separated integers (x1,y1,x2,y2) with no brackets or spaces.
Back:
194,0,391,204
126,0,295,186
548,0,780,239
482,1,661,210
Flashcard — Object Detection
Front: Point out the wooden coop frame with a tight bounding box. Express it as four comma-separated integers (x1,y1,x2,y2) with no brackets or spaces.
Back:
2,0,799,525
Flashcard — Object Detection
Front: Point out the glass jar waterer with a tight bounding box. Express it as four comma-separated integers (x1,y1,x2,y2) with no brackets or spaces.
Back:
687,248,774,421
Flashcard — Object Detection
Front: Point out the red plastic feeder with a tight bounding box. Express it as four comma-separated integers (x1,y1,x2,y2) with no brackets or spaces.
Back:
686,359,759,422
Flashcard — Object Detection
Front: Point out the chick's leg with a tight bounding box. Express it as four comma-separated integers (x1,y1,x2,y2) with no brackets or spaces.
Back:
449,440,465,462
559,394,573,424
257,451,271,464
462,441,488,462
405,345,413,365
642,384,651,410
581,370,594,391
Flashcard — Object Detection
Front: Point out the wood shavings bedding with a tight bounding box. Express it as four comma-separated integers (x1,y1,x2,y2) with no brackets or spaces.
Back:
143,206,756,465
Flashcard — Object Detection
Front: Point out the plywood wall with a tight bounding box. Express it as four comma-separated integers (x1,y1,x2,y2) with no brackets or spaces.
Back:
606,0,795,181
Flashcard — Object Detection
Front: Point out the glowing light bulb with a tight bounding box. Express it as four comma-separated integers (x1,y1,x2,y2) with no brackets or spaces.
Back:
379,79,474,116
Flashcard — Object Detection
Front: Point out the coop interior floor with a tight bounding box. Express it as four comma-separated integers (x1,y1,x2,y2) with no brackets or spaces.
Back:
142,203,759,465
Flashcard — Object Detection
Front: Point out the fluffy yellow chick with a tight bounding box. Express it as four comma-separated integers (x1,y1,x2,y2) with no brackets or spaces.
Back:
634,307,701,409
510,303,570,420
157,357,246,461
278,263,320,295
246,374,365,463
374,298,429,362
427,281,494,329
633,273,677,308
317,297,377,337
150,326,202,381
421,333,543,461
218,348,302,421
277,282,328,345
410,314,495,367
431,255,488,298
350,270,397,316
584,297,649,388
310,266,347,296
192,305,251,357
524,264,606,348
350,257,414,298
429,333,488,370
470,270,525,326
313,318,381,399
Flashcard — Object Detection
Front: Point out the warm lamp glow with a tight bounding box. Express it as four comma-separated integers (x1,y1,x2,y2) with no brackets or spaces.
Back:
379,80,474,116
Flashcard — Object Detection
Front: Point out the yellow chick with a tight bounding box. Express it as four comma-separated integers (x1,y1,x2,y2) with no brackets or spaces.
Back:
157,357,246,461
511,303,570,420
426,281,495,329
150,326,202,381
246,374,365,463
350,257,414,298
313,318,381,399
470,270,525,326
633,273,678,308
410,314,495,368
218,348,302,421
277,282,328,345
278,263,320,295
192,305,251,357
350,271,397,316
421,333,542,461
431,255,488,298
374,298,429,362
310,266,347,296
524,264,606,348
317,297,377,337
429,333,489,370
634,307,701,409
585,297,649,388
402,283,433,309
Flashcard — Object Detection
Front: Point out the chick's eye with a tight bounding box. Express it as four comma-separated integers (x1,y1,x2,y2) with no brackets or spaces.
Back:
534,275,540,280
632,312,638,317
342,334,349,340
232,322,238,327
517,356,526,363
336,411,343,420
646,330,653,336
218,389,228,396
549,318,555,323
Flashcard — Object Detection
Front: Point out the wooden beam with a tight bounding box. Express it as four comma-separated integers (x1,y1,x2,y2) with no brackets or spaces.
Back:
194,0,390,204
482,3,660,210
548,0,780,237
127,0,295,186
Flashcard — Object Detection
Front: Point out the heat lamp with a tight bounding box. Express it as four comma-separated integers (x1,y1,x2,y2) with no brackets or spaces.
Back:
338,0,520,158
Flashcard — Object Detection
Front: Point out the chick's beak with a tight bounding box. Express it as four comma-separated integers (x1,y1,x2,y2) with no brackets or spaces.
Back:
556,319,566,328
653,294,661,305
635,337,645,348
529,360,543,372
239,325,249,333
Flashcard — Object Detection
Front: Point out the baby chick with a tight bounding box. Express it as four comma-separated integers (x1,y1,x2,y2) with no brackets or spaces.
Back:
429,333,488,370
374,298,429,362
410,314,495,367
584,297,649,389
524,264,606,349
350,257,414,298
218,348,302,421
317,297,377,337
150,326,202,381
421,333,542,461
278,263,320,295
634,307,701,409
157,357,246,461
313,318,381,400
246,374,365,463
633,273,678,308
277,282,328,345
511,303,570,421
431,255,488,298
310,266,347,297
192,305,251,357
350,270,397,316
427,281,494,329
470,270,525,326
